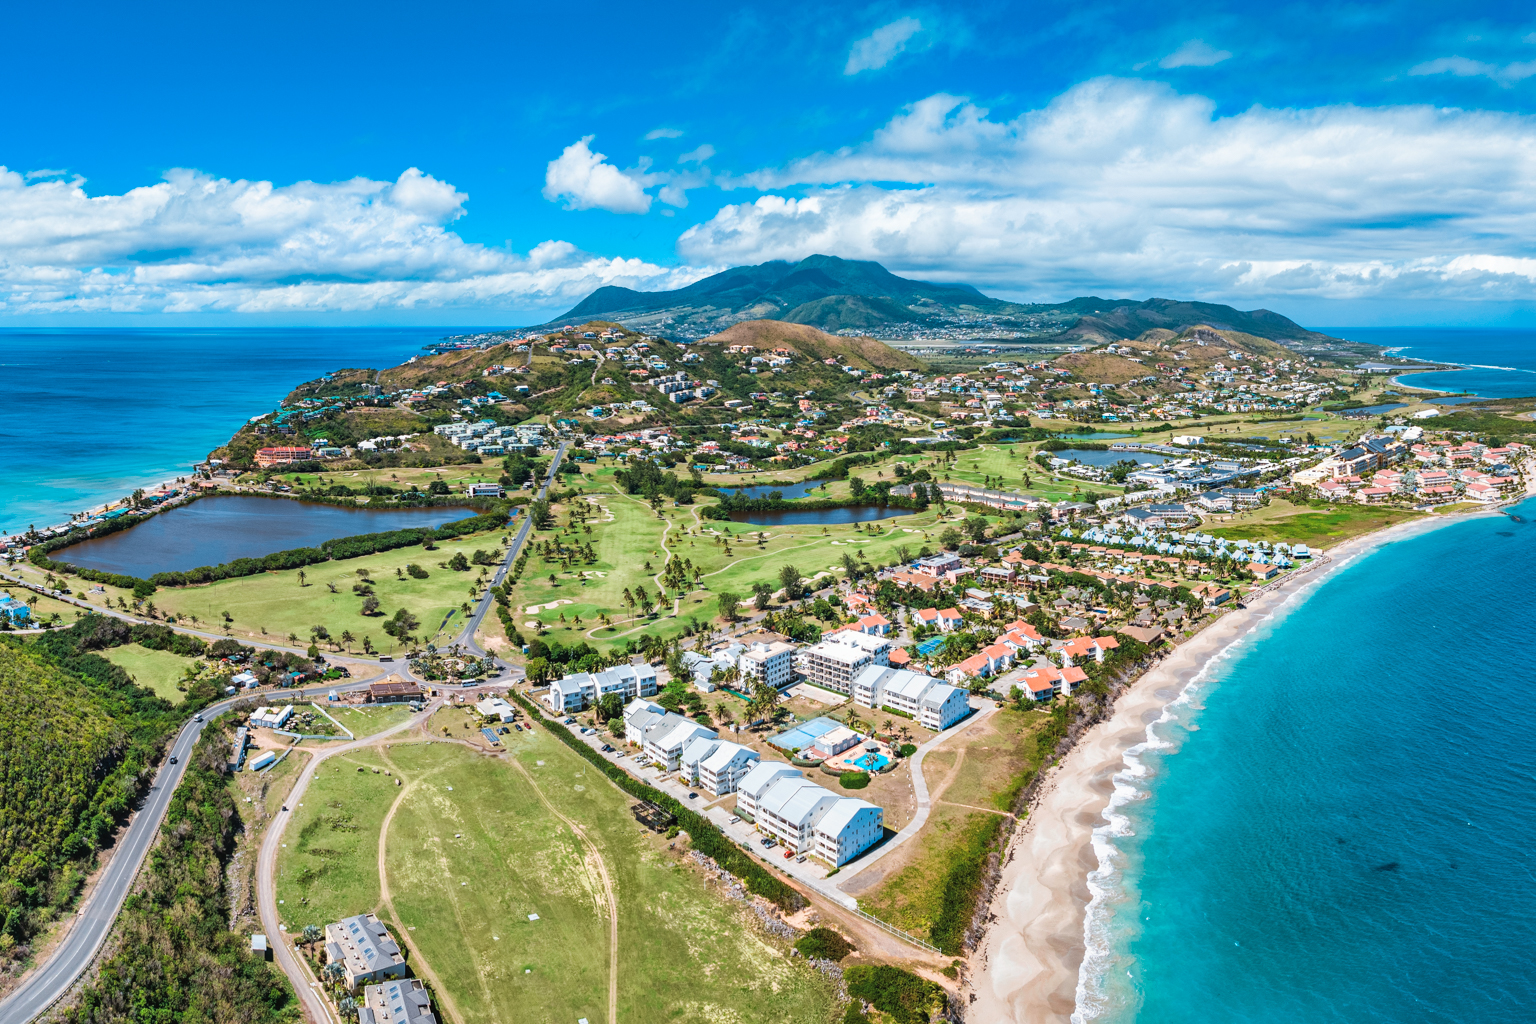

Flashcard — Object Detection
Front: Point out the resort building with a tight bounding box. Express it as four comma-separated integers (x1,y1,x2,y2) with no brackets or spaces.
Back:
851,666,971,731
738,639,797,690
733,762,886,866
359,978,436,1024
688,740,760,795
545,662,658,713
622,700,717,771
1058,636,1120,667
799,631,891,695
324,913,408,990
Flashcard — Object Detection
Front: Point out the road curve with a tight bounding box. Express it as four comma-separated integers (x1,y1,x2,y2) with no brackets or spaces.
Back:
0,677,378,1024
255,702,440,1024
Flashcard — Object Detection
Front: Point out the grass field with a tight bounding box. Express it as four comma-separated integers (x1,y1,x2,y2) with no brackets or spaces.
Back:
329,704,417,738
101,642,195,703
1207,500,1423,548
150,527,510,655
254,461,510,493
279,735,839,1024
851,708,1043,938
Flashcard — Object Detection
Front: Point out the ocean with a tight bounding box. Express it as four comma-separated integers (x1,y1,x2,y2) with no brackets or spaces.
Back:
1323,326,1536,398
1080,500,1536,1023
0,327,472,533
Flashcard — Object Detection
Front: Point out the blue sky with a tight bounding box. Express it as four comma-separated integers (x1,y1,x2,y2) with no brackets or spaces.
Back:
8,0,1536,326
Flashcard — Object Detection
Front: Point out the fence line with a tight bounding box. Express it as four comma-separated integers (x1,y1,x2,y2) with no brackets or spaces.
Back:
844,905,942,954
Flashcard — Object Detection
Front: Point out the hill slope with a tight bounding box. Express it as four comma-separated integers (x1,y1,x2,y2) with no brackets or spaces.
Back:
702,320,924,372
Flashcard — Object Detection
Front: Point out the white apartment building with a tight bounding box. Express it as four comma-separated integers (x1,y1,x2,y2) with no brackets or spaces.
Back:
800,631,891,695
324,913,408,990
677,738,760,795
738,639,797,690
544,663,658,713
358,978,437,1024
622,700,717,771
851,666,971,732
733,761,886,866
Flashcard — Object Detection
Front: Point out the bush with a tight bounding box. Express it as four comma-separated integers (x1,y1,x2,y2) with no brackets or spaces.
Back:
843,965,945,1024
794,927,854,961
839,771,870,790
899,743,918,758
406,563,429,579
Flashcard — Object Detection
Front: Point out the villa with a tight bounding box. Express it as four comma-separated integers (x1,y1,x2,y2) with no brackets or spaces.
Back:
359,979,436,1024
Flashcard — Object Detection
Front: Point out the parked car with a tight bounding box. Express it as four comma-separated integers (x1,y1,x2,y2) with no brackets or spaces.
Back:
728,816,740,825
795,855,806,864
782,849,793,860
687,792,697,800
378,655,393,662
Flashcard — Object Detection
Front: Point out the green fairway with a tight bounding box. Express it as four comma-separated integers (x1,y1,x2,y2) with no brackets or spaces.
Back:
1208,503,1423,549
273,747,397,928
102,642,195,703
278,735,839,1024
152,527,509,655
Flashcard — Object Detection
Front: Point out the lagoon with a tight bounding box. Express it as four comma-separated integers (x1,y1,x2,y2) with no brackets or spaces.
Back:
727,505,911,526
54,496,476,578
724,481,832,500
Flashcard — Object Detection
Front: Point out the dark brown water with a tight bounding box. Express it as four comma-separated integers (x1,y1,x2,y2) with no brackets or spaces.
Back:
55,496,475,576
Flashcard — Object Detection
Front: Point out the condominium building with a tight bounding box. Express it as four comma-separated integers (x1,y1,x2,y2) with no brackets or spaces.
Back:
544,662,659,713
622,699,718,771
738,639,797,690
732,761,885,866
800,631,891,695
851,666,971,732
358,979,436,1024
678,738,760,795
324,913,408,990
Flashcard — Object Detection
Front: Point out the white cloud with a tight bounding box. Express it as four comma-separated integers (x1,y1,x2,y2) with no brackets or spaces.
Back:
680,78,1536,302
845,16,924,75
1159,39,1232,69
542,136,652,214
0,165,708,314
678,144,715,164
644,127,685,140
1409,55,1536,85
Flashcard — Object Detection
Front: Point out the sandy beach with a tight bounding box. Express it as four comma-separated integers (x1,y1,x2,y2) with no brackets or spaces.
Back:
968,504,1514,1023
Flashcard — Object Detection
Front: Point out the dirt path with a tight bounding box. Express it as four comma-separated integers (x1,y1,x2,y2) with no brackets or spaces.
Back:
510,757,620,1024
373,749,468,1024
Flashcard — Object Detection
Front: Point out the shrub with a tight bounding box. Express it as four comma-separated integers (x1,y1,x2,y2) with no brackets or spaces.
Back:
843,965,945,1024
794,927,854,961
899,743,918,758
839,771,870,790
406,563,429,579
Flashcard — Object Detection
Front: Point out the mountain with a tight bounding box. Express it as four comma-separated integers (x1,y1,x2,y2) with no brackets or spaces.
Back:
548,255,1349,351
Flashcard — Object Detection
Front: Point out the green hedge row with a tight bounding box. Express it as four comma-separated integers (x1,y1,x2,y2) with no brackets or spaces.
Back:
844,964,946,1024
926,811,1008,955
508,691,805,913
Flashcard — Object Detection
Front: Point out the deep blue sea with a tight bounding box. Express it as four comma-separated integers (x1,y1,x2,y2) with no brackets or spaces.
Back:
1323,327,1536,398
0,327,473,533
1081,498,1536,1023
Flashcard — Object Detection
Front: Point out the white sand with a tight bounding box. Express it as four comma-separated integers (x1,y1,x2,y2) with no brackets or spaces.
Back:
969,508,1503,1022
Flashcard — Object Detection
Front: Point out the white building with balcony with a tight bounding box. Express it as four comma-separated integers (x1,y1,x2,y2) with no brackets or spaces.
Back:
800,631,891,696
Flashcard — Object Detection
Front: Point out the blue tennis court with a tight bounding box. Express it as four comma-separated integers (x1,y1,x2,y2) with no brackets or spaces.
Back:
916,636,946,656
767,716,843,752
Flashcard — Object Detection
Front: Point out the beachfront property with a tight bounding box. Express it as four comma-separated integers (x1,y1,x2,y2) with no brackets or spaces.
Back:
678,738,759,794
851,666,971,731
324,913,409,990
799,630,892,695
738,638,797,689
545,662,659,713
622,699,717,771
255,446,315,468
733,761,884,866
359,978,437,1024
250,705,293,729
1058,635,1121,667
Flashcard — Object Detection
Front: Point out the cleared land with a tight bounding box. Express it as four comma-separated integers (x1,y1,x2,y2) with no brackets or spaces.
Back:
277,734,838,1024
151,527,509,655
848,708,1044,941
330,704,418,738
1208,500,1423,548
101,642,195,703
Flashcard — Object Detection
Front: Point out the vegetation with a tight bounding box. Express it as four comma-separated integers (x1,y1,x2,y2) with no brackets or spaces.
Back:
843,964,946,1024
60,732,295,1024
839,771,871,790
793,927,855,961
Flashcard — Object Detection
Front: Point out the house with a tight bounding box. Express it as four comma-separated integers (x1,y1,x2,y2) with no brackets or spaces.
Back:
936,608,963,632
544,663,659,713
1190,583,1232,608
1058,636,1120,667
800,631,891,695
802,725,864,760
851,666,970,731
359,978,437,1024
856,613,893,636
250,705,293,729
738,639,797,689
369,681,422,703
946,653,993,687
1247,562,1280,580
325,913,408,990
981,642,1015,674
998,620,1047,652
915,553,963,577
913,608,940,629
474,697,517,722
1018,665,1063,701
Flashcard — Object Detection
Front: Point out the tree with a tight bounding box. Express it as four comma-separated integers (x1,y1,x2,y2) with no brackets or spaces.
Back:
525,657,550,685
340,630,355,650
595,692,624,723
447,552,470,571
964,515,989,543
361,596,381,616
297,569,307,586
384,608,420,639
939,527,963,550
362,635,375,655
778,563,803,601
717,591,742,623
636,585,655,617
752,581,774,610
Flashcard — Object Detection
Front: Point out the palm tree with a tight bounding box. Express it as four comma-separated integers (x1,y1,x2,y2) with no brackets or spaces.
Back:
340,629,355,650
297,568,307,587
883,717,895,736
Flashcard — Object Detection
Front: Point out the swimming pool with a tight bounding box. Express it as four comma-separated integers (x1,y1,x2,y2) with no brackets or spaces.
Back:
852,752,890,772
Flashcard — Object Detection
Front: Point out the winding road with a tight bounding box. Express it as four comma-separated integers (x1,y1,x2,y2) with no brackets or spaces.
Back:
0,437,567,1024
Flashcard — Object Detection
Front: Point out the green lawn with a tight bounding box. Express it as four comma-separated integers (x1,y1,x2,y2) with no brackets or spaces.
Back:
329,704,417,738
282,735,839,1024
273,747,396,928
152,528,510,655
1208,503,1423,549
102,642,196,703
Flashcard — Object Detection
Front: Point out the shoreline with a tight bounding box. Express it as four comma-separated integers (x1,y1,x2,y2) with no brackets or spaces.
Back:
968,504,1513,1023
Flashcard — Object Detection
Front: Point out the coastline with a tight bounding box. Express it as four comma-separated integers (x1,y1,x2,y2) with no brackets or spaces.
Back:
968,505,1509,1024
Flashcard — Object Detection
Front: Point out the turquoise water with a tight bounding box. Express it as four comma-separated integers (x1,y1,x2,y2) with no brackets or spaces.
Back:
1329,327,1536,398
0,327,465,533
1083,499,1536,1023
853,752,890,771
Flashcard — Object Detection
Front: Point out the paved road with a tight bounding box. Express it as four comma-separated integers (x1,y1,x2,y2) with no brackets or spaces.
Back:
0,677,378,1024
255,701,440,1024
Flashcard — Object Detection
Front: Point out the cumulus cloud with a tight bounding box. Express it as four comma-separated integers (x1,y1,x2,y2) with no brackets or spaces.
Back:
681,78,1536,302
0,166,707,314
1159,39,1232,68
542,136,652,214
1409,55,1536,85
845,16,924,75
